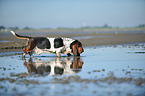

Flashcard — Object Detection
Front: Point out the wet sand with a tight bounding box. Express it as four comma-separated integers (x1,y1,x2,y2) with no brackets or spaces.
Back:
0,29,145,53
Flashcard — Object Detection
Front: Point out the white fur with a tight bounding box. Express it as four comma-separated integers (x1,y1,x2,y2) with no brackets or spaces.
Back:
34,37,75,56
10,31,15,35
62,38,75,52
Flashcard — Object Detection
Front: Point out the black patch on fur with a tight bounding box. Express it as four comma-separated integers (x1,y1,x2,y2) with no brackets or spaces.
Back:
36,37,51,49
54,67,64,75
37,65,51,74
54,38,64,48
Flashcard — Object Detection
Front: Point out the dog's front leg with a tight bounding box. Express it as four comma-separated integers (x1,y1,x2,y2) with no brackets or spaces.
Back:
56,50,61,57
56,52,61,57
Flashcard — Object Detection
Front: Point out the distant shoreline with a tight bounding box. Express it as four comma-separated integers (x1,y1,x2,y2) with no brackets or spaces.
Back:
1,27,145,33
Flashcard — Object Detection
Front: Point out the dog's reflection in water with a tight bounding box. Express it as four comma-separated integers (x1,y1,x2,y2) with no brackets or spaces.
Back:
23,57,83,75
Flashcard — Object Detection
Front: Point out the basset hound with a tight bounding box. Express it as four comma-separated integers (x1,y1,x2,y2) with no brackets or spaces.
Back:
10,31,84,57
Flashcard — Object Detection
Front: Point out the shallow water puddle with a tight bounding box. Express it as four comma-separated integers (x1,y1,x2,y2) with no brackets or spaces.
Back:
0,40,12,43
0,43,145,96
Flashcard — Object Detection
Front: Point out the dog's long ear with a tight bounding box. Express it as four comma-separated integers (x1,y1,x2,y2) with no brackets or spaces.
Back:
72,42,80,56
77,42,84,54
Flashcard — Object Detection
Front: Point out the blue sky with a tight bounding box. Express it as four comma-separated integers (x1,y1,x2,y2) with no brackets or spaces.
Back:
0,0,145,29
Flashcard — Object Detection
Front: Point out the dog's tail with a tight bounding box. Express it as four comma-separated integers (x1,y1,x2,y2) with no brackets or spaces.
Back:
10,31,31,40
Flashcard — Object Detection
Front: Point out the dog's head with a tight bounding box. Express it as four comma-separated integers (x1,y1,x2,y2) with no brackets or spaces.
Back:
70,40,84,56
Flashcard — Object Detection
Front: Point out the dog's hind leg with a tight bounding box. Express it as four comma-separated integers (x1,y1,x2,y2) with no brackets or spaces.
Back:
23,48,27,58
22,39,36,58
28,51,33,58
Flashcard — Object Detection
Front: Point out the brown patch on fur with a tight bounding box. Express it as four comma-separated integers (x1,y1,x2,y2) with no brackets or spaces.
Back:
72,42,84,56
